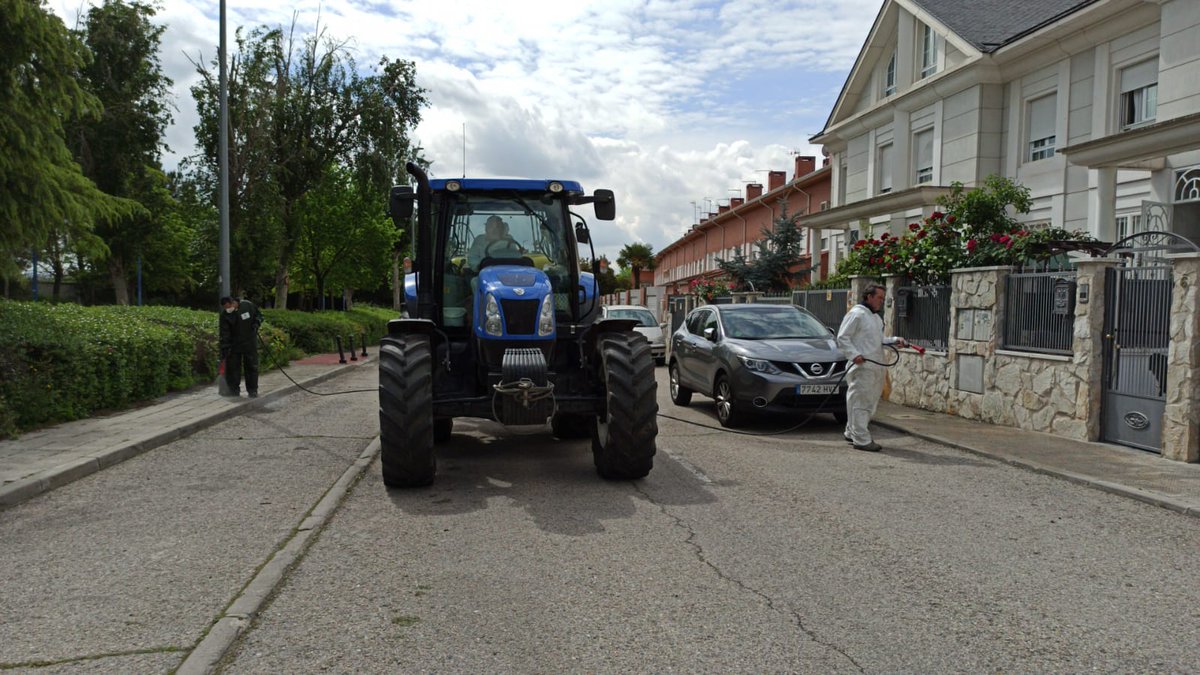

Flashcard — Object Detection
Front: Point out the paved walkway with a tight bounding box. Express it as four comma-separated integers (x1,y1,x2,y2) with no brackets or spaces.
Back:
3,357,1198,517
0,353,375,508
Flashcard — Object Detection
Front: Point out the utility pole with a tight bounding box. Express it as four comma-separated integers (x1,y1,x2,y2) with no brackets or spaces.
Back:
217,0,231,299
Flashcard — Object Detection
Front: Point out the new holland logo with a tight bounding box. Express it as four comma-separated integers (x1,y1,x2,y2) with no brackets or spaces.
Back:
1123,411,1150,430
514,288,525,296
811,363,824,375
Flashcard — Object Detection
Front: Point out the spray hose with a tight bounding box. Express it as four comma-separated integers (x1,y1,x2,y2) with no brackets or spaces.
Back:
656,343,925,437
255,333,376,396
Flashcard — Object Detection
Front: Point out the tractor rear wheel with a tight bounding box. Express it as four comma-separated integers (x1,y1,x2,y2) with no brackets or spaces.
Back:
591,332,657,479
551,412,592,439
379,335,435,487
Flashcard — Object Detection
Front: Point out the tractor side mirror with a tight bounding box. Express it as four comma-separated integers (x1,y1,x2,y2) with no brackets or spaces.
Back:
389,185,414,226
575,224,591,244
592,189,615,221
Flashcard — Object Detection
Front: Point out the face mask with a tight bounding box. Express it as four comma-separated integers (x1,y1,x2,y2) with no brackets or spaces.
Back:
225,306,236,314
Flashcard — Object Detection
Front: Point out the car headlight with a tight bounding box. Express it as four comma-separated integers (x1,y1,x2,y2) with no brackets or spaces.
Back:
737,356,782,375
484,294,502,336
537,296,555,336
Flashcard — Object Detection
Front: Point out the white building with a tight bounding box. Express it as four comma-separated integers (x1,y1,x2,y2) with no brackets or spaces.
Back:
806,0,1200,263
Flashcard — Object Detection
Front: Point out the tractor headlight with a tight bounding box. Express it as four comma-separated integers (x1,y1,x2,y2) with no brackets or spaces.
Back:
548,181,563,193
737,356,782,375
484,294,502,336
446,180,462,192
537,296,555,336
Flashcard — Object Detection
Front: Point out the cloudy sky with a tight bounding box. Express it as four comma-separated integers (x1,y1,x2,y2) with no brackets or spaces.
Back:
54,0,879,264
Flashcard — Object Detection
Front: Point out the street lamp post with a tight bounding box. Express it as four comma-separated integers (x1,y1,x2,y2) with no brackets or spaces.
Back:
218,0,231,299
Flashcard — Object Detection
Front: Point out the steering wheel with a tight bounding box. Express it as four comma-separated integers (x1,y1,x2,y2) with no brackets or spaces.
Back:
484,238,524,258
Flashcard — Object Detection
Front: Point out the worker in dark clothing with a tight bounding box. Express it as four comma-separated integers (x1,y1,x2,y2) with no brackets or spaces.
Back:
219,296,264,398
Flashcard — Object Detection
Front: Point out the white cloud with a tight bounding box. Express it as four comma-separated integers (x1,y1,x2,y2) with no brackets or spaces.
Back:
52,0,878,263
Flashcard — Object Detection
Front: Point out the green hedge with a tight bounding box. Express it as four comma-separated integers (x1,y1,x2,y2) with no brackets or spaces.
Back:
0,300,400,439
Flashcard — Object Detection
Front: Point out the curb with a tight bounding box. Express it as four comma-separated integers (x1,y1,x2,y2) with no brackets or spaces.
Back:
176,438,381,674
873,419,1200,519
0,363,361,510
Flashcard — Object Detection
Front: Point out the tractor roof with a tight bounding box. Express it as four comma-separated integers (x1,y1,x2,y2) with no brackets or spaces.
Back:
429,178,584,193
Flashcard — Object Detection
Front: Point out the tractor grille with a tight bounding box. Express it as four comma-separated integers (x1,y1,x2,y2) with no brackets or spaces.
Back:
501,299,540,334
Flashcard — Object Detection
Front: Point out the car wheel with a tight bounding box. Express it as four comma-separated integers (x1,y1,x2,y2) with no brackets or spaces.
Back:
714,374,744,428
669,361,692,406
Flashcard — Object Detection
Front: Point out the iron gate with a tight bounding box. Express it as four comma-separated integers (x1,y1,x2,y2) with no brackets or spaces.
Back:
1100,231,1197,451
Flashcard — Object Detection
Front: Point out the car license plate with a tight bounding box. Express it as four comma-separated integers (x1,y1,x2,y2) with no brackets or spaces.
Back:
796,384,838,395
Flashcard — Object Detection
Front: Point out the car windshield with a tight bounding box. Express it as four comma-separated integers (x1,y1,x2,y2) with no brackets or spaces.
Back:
607,308,657,327
720,307,829,339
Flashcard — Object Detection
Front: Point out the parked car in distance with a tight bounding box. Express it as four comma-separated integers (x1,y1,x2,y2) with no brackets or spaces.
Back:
669,303,848,428
602,304,666,365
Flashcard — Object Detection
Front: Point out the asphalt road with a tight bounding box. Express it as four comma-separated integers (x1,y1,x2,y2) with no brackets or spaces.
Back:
2,364,1198,673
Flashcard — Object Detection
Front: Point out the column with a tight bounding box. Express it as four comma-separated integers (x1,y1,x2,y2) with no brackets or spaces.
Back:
1072,257,1120,442
1163,253,1200,462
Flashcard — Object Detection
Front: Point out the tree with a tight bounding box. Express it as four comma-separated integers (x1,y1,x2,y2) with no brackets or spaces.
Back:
0,0,135,285
616,242,656,289
290,165,399,307
717,204,809,292
189,23,425,307
68,0,177,304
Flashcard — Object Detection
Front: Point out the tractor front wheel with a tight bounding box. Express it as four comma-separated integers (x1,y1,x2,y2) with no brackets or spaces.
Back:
591,333,657,480
379,335,436,487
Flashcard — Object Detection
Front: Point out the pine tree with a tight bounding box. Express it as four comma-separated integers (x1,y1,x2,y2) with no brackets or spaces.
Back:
717,204,810,292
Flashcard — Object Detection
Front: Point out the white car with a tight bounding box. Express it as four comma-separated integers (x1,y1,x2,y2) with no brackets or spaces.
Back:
603,304,667,365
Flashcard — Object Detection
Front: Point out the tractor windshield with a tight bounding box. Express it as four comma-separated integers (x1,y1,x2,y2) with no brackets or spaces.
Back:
438,193,573,325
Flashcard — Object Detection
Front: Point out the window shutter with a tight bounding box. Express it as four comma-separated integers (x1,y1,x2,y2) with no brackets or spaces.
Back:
1028,95,1056,141
1121,59,1157,93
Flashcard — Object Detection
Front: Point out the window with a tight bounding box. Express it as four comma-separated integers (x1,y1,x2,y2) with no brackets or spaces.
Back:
877,143,893,194
1027,94,1056,161
1176,168,1200,202
1120,59,1157,129
913,129,933,184
884,52,896,96
920,24,937,79
1115,214,1143,240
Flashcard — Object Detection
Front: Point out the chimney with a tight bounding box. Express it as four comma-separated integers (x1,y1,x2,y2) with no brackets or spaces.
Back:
730,197,744,208
767,170,786,192
794,155,816,180
746,183,764,200
718,204,730,214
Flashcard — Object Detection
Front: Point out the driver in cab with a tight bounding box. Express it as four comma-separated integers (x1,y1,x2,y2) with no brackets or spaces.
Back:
467,215,525,272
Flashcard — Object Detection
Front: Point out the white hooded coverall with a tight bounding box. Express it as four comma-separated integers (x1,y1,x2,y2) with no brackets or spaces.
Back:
836,303,901,445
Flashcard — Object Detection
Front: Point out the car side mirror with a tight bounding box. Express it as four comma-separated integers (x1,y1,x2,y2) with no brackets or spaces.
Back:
703,326,717,341
389,185,414,226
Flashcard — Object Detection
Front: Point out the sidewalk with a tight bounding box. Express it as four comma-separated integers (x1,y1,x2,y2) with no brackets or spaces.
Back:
4,359,1199,517
874,400,1200,517
0,353,373,509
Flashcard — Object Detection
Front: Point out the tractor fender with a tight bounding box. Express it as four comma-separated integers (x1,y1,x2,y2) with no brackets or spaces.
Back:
581,318,640,361
386,318,446,353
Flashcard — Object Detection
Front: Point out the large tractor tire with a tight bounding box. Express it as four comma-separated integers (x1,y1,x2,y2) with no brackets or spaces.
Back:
551,412,592,439
591,332,657,480
379,335,435,487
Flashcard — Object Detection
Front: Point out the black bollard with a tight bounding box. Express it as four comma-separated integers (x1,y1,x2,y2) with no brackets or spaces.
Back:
360,333,368,357
349,335,358,361
335,335,346,364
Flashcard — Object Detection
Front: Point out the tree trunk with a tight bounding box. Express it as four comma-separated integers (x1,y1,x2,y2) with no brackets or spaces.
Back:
273,266,289,310
632,267,641,289
109,257,130,306
343,287,354,311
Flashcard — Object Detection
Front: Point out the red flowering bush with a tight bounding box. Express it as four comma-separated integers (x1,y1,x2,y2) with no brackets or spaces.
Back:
689,276,732,302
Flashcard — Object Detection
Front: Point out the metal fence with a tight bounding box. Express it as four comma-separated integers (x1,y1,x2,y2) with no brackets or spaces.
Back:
793,288,850,331
1002,272,1076,355
893,285,951,351
756,293,793,305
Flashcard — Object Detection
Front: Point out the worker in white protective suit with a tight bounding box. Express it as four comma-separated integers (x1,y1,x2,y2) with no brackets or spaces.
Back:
836,284,907,452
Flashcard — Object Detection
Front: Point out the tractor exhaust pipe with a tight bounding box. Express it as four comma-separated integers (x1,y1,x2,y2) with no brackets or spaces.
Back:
406,162,435,322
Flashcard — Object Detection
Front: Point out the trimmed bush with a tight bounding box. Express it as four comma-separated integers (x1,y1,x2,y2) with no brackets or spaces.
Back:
0,300,398,439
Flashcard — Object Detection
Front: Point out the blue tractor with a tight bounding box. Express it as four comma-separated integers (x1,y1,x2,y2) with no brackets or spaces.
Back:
380,163,658,487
